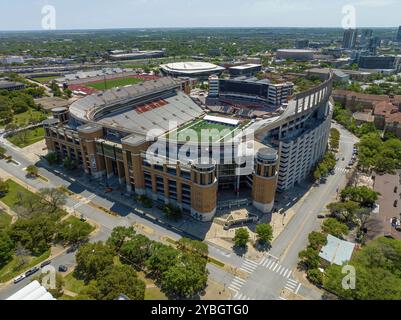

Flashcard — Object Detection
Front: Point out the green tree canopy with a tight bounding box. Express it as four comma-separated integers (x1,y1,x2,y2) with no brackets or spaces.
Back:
233,228,250,247
75,242,115,283
255,224,273,244
322,218,349,238
0,230,14,267
120,234,152,268
90,265,145,300
106,226,136,252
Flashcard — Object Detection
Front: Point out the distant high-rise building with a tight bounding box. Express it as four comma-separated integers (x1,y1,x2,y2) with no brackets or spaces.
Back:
368,37,381,55
343,28,358,49
360,29,373,48
397,26,401,41
295,39,309,49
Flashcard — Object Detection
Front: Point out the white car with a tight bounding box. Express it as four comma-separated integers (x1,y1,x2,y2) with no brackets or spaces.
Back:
13,274,26,284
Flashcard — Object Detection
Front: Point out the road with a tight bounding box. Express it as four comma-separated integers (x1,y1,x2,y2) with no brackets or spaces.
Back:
229,123,358,300
0,122,357,300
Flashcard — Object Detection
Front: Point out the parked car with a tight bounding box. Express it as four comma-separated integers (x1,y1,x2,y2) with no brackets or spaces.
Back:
58,265,68,272
317,214,325,219
14,274,26,284
40,260,52,268
25,266,40,277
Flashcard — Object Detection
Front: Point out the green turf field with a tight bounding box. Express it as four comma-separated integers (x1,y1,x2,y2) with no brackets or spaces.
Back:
168,119,242,143
31,76,59,84
86,77,144,90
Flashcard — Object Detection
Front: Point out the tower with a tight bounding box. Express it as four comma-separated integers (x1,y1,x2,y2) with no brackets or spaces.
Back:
190,160,218,222
343,29,358,49
252,147,278,213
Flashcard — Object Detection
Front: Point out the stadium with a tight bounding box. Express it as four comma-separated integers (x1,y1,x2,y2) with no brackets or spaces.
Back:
44,73,333,222
160,61,225,79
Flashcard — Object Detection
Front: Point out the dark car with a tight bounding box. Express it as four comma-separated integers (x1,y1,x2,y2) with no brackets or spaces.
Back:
25,266,40,277
317,214,325,219
58,265,68,272
40,260,52,268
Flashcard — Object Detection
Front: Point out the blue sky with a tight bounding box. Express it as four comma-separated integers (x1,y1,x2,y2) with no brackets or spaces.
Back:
0,0,400,30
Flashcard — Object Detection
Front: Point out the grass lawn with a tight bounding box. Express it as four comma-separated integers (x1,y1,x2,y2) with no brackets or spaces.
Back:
7,127,45,148
13,109,48,126
86,77,144,90
63,216,95,234
31,76,59,84
64,273,86,295
0,210,12,229
0,179,39,208
0,250,50,283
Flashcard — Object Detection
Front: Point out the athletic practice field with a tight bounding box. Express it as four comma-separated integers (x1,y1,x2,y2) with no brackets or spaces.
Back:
86,77,144,90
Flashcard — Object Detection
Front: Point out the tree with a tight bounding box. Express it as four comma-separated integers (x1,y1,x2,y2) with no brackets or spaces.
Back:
322,218,349,238
340,186,379,208
26,165,38,177
233,228,250,247
63,157,77,170
0,146,6,158
45,152,60,165
146,243,179,279
39,188,67,213
177,238,208,258
56,220,93,245
162,204,182,220
327,201,360,224
106,226,136,252
75,242,115,283
255,224,273,244
161,255,208,298
15,244,31,268
91,265,145,300
14,191,41,218
120,235,152,268
0,231,14,267
9,214,56,255
0,179,9,196
307,268,324,286
313,167,322,181
308,232,327,250
298,247,320,270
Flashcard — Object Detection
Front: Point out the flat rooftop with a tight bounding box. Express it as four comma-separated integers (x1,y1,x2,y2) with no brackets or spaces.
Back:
229,64,262,70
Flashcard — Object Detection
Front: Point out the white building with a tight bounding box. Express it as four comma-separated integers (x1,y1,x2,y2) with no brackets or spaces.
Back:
0,56,25,65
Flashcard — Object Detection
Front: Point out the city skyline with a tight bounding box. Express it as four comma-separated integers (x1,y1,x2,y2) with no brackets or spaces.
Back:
0,0,400,31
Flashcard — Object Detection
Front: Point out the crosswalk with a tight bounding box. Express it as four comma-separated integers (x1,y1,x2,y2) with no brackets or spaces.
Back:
335,167,349,174
72,194,96,210
239,258,259,274
228,276,246,293
284,278,301,294
259,256,293,279
233,292,255,300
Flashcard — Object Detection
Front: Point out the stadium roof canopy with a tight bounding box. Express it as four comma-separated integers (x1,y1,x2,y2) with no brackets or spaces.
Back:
204,115,240,126
160,62,225,76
